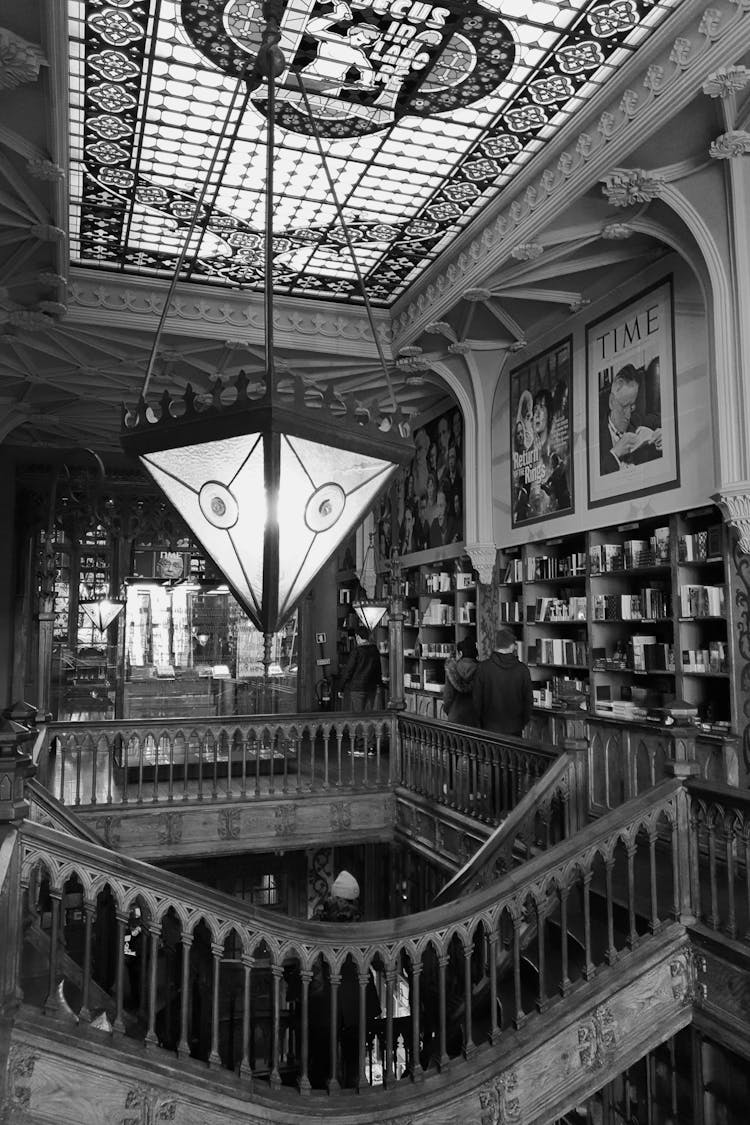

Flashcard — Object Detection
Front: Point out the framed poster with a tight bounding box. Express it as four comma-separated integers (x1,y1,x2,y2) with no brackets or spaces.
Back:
377,404,466,564
510,336,573,528
586,277,678,508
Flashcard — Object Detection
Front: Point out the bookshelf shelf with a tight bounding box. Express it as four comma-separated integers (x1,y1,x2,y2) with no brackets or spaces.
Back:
498,506,732,725
375,552,478,719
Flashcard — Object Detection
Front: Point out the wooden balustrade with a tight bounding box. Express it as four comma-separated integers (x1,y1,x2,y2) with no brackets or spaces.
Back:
41,713,395,806
686,779,750,945
395,714,559,823
16,780,684,1099
433,751,583,905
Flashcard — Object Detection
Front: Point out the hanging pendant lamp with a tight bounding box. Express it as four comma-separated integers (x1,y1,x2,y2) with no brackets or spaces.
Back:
351,534,389,632
121,2,411,639
79,595,126,633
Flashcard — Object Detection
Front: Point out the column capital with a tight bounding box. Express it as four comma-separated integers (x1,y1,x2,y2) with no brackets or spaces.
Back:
465,541,496,585
712,486,750,552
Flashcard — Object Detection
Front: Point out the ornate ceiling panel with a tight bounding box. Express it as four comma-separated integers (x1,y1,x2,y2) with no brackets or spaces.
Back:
69,0,684,305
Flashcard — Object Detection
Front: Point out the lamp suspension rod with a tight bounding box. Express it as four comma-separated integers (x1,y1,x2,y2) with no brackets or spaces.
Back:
263,20,279,391
293,74,399,415
140,75,248,401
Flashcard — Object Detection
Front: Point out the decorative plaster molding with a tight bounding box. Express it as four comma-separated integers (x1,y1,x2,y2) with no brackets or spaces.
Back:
569,297,591,314
709,129,750,157
26,157,65,182
464,287,492,302
601,221,633,239
703,63,750,97
425,320,458,342
0,26,45,90
712,487,750,552
393,0,750,343
67,272,390,353
510,242,544,261
37,301,67,318
465,542,497,585
448,341,473,355
5,309,54,331
600,168,666,207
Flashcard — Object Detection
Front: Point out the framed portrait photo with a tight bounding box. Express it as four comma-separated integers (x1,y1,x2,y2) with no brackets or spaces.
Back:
586,277,679,509
510,336,574,528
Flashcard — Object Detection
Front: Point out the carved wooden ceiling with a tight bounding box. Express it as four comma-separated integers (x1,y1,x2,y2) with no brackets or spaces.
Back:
0,1,741,456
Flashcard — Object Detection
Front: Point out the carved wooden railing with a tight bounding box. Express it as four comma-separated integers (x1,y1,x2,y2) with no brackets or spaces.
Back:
15,779,687,1100
686,778,750,946
432,750,585,905
39,712,395,806
528,708,741,804
395,714,560,824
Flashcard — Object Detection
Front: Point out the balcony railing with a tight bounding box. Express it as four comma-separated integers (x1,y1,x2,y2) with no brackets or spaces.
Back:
13,779,687,1098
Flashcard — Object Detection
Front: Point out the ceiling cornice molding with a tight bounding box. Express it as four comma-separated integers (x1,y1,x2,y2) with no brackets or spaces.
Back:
65,271,393,359
391,0,750,346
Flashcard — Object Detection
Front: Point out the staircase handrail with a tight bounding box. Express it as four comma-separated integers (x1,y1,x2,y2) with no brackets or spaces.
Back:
432,750,580,905
19,776,683,952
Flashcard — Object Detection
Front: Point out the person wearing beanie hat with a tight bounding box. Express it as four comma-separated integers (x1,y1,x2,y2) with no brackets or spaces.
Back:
331,870,359,901
442,636,479,726
472,626,532,737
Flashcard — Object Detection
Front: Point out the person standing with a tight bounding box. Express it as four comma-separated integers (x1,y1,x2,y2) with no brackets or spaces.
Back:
442,637,479,725
472,627,533,736
338,626,383,711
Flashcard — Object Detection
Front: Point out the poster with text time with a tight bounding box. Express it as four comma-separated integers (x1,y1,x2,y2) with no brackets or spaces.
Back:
586,277,678,508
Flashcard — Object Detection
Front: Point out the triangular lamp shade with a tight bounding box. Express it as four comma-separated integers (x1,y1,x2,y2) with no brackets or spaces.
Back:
353,601,388,631
139,431,395,633
79,598,125,632
122,373,413,636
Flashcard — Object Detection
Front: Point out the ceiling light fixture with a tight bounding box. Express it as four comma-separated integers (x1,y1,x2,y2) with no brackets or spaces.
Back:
121,1,412,666
352,534,389,632
78,595,125,634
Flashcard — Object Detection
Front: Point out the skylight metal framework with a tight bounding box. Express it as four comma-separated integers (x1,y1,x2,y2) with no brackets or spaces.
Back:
69,0,683,305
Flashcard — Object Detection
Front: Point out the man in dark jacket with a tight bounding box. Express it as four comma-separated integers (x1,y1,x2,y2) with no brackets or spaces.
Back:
338,626,383,711
472,627,533,737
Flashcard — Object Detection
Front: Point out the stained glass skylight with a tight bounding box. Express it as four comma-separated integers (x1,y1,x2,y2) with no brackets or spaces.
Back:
68,0,684,306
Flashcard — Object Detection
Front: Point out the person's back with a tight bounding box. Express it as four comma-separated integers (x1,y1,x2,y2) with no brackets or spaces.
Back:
338,627,383,711
472,627,533,736
443,637,479,725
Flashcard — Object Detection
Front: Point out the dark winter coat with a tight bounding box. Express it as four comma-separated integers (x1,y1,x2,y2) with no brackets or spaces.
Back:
339,642,383,694
442,655,479,726
472,651,533,736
